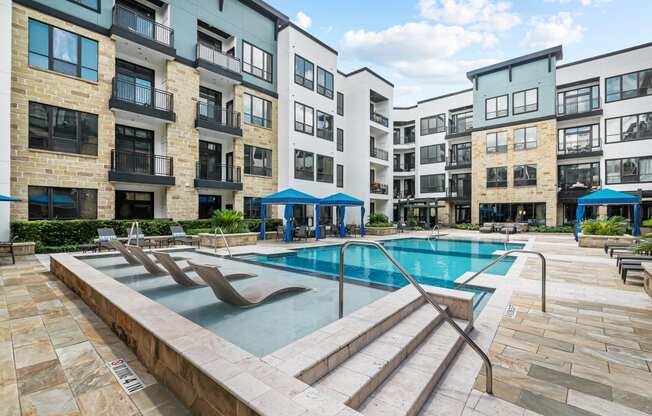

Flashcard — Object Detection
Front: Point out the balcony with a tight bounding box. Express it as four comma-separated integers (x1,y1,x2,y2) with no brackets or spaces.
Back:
109,150,175,186
558,180,601,199
196,43,242,82
393,165,415,175
557,96,602,121
111,4,175,56
447,187,471,202
370,182,389,195
195,103,242,137
371,111,389,128
557,144,603,160
194,162,242,190
370,147,389,161
109,78,176,122
445,157,472,170
394,134,415,146
393,192,415,200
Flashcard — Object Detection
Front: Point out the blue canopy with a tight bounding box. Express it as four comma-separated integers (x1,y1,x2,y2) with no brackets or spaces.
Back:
575,188,642,240
320,193,364,206
259,188,321,242
0,195,20,202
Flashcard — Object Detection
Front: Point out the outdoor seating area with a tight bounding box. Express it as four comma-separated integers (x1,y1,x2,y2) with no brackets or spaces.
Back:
479,222,527,233
96,224,200,252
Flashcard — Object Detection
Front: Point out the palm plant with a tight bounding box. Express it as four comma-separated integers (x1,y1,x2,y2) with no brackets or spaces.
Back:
634,233,652,254
211,210,247,234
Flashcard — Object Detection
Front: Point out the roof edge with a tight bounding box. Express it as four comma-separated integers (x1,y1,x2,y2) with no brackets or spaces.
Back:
466,45,563,81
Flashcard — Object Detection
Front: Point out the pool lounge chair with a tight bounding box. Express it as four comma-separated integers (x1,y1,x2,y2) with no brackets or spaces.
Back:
604,242,632,255
621,262,645,283
107,240,141,265
170,225,197,246
151,252,204,286
127,245,194,276
97,228,118,252
616,254,652,268
188,261,308,307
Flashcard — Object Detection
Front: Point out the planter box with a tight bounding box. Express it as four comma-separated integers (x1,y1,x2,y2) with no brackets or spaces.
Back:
643,262,652,300
198,232,258,248
365,226,398,236
0,242,35,256
641,227,652,235
578,233,638,248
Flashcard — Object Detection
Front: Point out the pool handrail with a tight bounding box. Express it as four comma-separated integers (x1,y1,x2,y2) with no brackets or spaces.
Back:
214,227,232,256
455,249,546,313
338,240,494,395
430,224,440,240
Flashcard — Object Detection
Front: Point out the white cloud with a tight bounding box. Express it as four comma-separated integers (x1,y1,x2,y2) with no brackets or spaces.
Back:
419,0,521,32
521,12,584,48
543,0,611,6
294,11,312,30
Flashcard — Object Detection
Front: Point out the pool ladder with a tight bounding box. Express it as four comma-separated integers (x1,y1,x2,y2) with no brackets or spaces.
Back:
338,240,495,395
214,227,232,257
127,221,141,246
430,224,441,240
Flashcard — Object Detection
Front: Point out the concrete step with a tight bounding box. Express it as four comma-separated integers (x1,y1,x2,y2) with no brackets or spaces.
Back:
357,319,472,416
313,304,445,409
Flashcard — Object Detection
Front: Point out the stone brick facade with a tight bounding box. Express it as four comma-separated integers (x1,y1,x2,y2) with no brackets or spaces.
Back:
10,4,117,221
471,118,558,225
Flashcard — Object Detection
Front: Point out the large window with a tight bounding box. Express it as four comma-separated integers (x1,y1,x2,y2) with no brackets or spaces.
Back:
486,167,507,188
29,102,98,156
606,68,652,102
243,93,272,128
558,163,600,190
316,111,333,141
420,174,445,193
294,149,314,181
479,203,546,226
294,102,314,135
317,67,334,99
513,88,538,115
29,19,98,82
558,125,600,154
513,127,537,150
337,92,344,116
28,186,97,220
420,114,446,135
557,86,600,115
606,157,652,184
605,112,652,143
450,111,473,134
337,128,344,151
294,55,314,90
199,195,221,219
316,155,334,183
242,41,272,82
514,164,537,186
420,144,445,164
244,145,272,177
486,131,507,153
449,142,471,165
337,164,344,188
244,197,269,219
485,95,508,120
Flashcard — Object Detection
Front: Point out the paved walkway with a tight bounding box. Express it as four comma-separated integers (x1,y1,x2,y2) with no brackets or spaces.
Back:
0,256,189,416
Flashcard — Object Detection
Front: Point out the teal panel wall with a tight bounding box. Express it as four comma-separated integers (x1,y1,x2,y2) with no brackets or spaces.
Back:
473,57,557,130
27,0,112,28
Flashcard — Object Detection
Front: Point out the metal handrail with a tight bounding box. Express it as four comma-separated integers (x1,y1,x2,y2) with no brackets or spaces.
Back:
214,227,231,256
456,250,547,313
430,224,440,239
127,221,142,246
338,240,494,394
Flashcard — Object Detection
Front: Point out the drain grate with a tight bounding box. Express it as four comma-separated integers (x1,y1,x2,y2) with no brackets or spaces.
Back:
107,359,145,395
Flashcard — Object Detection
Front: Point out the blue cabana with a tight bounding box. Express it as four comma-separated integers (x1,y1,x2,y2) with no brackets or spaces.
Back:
575,188,642,241
259,188,321,242
320,193,366,238
0,195,20,202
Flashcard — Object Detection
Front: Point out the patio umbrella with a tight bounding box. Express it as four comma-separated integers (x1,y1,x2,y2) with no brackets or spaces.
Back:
0,195,20,202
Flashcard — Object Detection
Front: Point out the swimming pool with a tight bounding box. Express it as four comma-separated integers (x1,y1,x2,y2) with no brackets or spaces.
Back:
240,238,524,290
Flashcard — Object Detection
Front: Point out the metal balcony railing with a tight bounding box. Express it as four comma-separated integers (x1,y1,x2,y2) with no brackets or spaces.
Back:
449,119,473,135
371,111,389,127
557,144,602,157
111,150,173,176
196,102,241,129
558,179,601,192
370,183,389,194
370,147,389,161
196,43,241,74
445,156,472,169
113,4,174,47
196,161,241,183
112,78,174,113
393,165,415,172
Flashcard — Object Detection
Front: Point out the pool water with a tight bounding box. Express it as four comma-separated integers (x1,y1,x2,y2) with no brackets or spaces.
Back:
240,238,524,291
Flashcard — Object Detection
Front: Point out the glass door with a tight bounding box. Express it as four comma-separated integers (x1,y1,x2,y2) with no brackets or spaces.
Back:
115,125,154,175
199,140,222,181
199,86,222,122
116,59,154,107
118,0,155,40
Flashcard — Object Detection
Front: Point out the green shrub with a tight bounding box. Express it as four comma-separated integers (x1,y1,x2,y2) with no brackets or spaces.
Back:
582,216,627,236
634,233,652,254
642,219,652,227
367,213,390,227
211,210,248,234
449,224,480,231
529,225,574,233
407,211,417,227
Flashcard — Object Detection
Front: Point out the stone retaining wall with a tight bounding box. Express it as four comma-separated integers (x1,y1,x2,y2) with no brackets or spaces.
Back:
578,233,638,248
198,232,258,248
365,227,398,236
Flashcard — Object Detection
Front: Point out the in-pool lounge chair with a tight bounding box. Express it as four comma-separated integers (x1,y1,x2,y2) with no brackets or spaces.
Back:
152,252,256,286
188,261,308,307
127,245,194,276
107,239,140,265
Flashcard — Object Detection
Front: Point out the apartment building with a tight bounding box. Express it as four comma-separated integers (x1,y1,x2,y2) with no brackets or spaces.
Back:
393,42,652,227
277,23,394,225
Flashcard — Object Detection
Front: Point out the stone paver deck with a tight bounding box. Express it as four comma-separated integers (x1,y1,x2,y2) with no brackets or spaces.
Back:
0,256,189,415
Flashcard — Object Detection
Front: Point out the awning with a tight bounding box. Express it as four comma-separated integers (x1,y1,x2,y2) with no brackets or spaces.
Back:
319,192,364,206
577,188,640,206
260,188,320,205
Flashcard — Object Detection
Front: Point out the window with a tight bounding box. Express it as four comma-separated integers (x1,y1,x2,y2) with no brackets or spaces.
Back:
606,157,652,184
514,165,537,186
606,68,652,102
450,111,473,134
420,114,446,135
294,102,314,135
450,142,472,165
558,125,600,154
316,155,334,183
28,186,97,220
115,191,154,219
605,112,652,143
244,197,269,219
420,144,445,164
29,102,98,155
242,41,272,82
558,163,600,190
485,95,508,120
337,128,344,151
420,174,445,193
513,88,538,114
486,167,507,188
66,0,100,12
244,145,272,177
337,92,344,116
29,19,98,81
557,86,600,115
199,195,221,219
513,127,537,150
294,149,314,181
316,111,333,141
243,93,272,128
479,203,546,226
317,67,334,99
337,164,344,188
486,131,507,153
294,55,314,90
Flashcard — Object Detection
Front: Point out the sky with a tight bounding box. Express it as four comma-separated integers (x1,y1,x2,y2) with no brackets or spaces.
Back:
267,0,652,106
